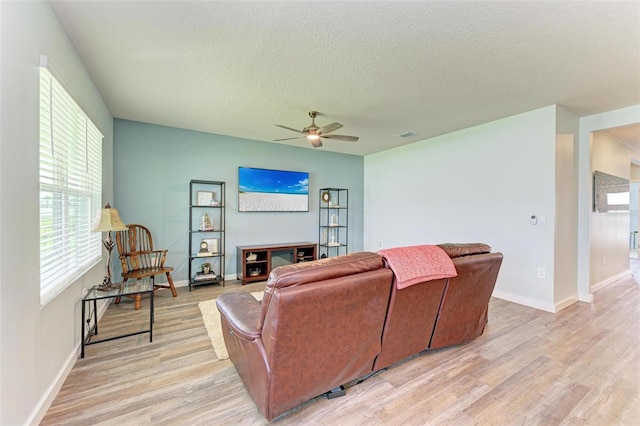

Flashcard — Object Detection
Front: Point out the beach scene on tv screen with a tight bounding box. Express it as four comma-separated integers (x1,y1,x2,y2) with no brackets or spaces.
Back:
238,167,309,212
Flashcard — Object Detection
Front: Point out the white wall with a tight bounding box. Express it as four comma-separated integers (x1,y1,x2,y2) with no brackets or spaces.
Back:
589,131,639,286
364,106,558,311
631,164,640,241
577,105,640,300
0,2,113,424
554,107,579,308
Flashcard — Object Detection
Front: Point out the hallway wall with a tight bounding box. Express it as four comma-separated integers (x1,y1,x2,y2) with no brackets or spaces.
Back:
590,130,640,286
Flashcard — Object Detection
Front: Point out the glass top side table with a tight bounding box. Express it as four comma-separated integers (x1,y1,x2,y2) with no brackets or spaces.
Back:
81,279,154,358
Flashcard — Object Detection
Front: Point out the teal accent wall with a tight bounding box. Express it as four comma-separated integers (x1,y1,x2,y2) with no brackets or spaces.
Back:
114,119,364,283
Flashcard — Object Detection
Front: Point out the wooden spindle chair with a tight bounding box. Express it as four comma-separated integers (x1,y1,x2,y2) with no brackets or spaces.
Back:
115,224,178,309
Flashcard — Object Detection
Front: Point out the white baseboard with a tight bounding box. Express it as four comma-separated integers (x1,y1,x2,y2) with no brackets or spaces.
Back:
29,344,78,426
174,279,189,288
577,270,630,303
577,292,594,303
29,298,111,425
493,269,632,314
554,295,579,312
591,269,631,293
492,290,579,313
491,290,556,313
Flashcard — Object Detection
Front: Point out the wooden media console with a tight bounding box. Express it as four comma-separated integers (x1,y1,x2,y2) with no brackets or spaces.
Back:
237,242,317,284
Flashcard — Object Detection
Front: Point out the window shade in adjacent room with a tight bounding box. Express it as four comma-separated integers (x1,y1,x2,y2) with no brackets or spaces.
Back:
39,67,103,306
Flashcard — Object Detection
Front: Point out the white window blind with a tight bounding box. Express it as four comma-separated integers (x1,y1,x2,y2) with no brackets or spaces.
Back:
39,68,103,306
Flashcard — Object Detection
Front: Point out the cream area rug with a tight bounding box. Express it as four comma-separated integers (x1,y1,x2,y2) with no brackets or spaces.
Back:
199,291,264,360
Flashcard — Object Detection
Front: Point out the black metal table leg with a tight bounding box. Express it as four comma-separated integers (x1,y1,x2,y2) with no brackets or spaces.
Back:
150,286,154,342
81,281,154,357
93,298,98,335
81,300,86,358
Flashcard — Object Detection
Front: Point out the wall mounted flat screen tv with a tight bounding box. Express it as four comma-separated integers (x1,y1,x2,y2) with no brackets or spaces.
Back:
593,170,630,212
238,167,309,212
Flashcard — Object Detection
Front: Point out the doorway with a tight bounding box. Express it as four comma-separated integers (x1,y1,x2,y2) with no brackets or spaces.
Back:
630,162,640,259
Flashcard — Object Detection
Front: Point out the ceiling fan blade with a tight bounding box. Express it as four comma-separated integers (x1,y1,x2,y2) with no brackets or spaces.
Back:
321,134,359,142
274,124,304,134
310,138,323,148
274,136,304,141
318,122,343,135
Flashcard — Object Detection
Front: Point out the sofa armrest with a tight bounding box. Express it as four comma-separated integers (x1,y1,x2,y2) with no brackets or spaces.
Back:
216,292,262,341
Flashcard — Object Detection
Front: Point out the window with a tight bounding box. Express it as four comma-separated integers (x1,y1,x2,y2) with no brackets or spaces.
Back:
39,68,103,305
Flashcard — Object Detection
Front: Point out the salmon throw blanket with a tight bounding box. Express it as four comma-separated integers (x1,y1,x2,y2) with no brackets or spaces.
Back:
378,245,457,289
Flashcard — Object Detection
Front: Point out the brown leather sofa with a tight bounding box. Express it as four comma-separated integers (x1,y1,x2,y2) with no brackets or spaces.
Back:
216,244,502,420
216,252,393,421
373,243,503,370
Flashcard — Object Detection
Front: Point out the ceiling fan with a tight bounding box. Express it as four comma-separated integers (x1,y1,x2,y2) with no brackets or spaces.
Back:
274,111,359,148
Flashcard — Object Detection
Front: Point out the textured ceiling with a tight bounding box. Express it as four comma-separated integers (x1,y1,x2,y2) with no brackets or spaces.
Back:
50,1,640,156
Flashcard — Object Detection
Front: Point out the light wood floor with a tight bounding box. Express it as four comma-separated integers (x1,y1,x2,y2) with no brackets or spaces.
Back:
42,267,640,425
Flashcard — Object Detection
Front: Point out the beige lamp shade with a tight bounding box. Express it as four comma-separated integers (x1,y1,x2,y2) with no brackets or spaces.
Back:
92,203,128,232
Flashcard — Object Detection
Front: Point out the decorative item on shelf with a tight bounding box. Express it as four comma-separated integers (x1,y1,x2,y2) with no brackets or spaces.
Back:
194,272,217,282
201,262,212,274
328,229,340,246
210,198,219,206
200,212,213,231
248,267,261,277
246,252,257,262
329,214,338,227
321,191,330,204
91,203,128,290
196,191,215,206
202,238,219,254
198,240,210,256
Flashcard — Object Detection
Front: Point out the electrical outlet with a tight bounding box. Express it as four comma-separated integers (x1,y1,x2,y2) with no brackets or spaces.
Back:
537,267,546,279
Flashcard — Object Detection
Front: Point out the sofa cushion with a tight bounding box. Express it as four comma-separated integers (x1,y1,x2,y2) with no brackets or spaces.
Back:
437,243,491,258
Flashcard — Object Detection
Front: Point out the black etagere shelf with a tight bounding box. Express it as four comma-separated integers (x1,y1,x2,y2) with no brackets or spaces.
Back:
188,180,225,290
319,188,348,258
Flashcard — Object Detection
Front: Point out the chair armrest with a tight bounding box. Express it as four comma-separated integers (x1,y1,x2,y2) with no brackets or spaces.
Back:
147,249,168,267
121,249,168,270
216,292,262,341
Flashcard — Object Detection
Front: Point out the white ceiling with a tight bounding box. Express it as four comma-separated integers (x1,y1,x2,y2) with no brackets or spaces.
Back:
50,1,640,156
603,123,640,151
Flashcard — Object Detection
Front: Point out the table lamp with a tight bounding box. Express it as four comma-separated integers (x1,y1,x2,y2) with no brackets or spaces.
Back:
92,203,128,289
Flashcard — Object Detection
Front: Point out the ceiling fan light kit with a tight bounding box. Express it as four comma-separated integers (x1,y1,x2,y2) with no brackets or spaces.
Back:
274,111,359,148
